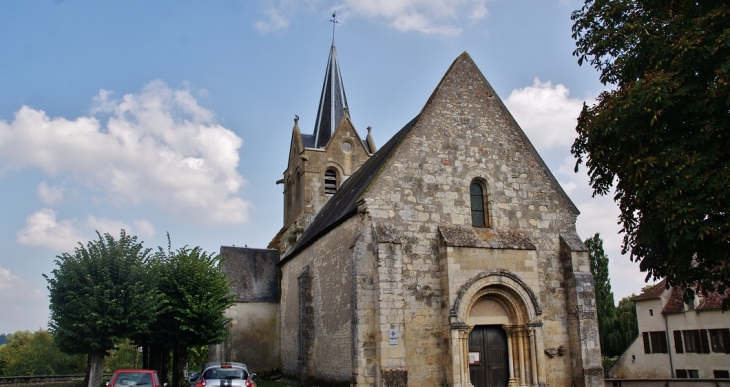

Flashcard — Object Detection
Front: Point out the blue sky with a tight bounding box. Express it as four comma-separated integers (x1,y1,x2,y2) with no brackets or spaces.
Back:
0,0,650,334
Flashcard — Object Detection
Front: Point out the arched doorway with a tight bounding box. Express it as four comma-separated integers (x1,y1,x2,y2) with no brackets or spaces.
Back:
468,325,508,387
448,271,545,387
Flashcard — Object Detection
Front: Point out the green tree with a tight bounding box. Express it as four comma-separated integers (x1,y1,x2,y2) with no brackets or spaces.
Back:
44,230,161,387
613,296,638,353
585,233,618,355
104,339,141,373
571,1,730,307
0,330,85,376
141,241,234,387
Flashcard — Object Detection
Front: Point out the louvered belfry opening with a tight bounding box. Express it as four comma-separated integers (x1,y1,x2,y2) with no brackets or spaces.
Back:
324,169,337,195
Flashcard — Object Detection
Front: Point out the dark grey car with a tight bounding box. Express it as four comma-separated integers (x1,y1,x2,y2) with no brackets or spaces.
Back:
189,362,256,387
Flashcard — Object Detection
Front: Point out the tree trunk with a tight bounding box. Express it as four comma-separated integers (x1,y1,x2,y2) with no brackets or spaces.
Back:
150,345,163,384
87,349,106,387
142,345,150,369
172,344,188,387
160,349,171,386
83,354,92,387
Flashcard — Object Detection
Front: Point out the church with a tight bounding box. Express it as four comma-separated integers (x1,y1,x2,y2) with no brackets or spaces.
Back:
215,40,604,387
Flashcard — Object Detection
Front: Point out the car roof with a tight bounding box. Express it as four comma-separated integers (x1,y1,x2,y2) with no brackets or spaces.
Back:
114,370,156,373
202,362,248,371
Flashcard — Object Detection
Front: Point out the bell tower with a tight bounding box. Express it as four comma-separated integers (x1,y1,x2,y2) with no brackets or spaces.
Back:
275,32,376,252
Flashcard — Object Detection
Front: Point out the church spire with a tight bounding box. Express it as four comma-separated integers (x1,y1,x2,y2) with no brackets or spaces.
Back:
313,15,348,149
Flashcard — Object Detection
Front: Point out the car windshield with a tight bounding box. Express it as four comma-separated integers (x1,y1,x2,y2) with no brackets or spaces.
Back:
115,373,152,387
203,368,245,380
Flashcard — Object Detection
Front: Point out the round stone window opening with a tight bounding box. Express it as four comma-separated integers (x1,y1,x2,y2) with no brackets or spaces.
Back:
341,141,352,153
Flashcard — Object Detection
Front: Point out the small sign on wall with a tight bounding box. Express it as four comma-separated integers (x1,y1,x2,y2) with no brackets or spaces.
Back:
469,352,480,365
388,329,398,345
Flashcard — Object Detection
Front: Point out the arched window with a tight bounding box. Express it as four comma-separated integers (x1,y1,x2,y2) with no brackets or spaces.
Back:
470,180,488,227
324,169,338,195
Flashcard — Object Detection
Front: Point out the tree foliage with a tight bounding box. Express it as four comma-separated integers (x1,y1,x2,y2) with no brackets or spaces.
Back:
585,233,617,354
584,233,638,358
45,230,161,387
571,0,730,307
44,230,233,387
0,330,85,376
141,240,234,387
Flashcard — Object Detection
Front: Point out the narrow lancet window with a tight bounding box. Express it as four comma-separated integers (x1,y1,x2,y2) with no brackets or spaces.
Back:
471,181,488,227
324,169,338,195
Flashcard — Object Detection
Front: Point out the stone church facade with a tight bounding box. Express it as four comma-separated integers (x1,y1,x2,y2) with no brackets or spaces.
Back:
218,43,603,387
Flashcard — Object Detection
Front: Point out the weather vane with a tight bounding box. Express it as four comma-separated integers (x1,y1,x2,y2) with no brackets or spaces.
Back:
330,12,338,42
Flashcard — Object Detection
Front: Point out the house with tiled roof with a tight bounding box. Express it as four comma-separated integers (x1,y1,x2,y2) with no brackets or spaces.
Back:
609,280,730,380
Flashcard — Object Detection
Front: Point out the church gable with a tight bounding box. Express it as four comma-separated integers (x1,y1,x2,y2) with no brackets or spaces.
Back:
361,52,578,229
321,115,371,160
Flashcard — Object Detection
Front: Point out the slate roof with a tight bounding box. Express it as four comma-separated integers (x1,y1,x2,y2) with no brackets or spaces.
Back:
301,134,315,149
279,115,420,264
313,43,349,149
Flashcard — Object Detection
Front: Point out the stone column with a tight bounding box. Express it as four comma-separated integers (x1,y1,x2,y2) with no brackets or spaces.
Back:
529,329,538,387
504,326,517,387
462,326,473,387
532,323,546,386
517,328,527,387
449,323,472,387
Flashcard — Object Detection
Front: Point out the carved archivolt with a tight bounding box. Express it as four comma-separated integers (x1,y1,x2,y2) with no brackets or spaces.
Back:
451,270,541,327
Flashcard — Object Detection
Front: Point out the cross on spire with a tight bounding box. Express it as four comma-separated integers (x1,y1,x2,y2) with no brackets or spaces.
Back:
330,12,338,43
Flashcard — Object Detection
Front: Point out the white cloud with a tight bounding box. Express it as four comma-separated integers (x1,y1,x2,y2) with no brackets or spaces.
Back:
505,78,585,150
343,0,487,35
0,267,49,333
133,220,156,239
254,0,488,36
553,156,651,301
506,77,650,301
255,5,291,32
86,215,156,239
0,81,252,224
37,182,64,204
17,209,156,251
17,209,86,251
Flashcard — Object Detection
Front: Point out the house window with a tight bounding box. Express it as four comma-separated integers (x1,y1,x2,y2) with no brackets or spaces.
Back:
677,369,699,378
650,331,668,353
714,370,730,379
680,330,710,353
709,328,730,353
470,180,488,227
642,331,668,353
324,169,337,195
683,330,701,352
649,309,654,316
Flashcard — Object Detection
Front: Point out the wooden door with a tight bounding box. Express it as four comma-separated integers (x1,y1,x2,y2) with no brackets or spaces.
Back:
468,325,508,387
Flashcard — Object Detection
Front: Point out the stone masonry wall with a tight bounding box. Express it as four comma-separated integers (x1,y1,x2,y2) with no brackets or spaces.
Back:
215,247,280,372
279,215,363,384
357,54,601,386
282,117,371,242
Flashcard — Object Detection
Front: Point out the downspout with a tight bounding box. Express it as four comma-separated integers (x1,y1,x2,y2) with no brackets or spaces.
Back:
664,314,674,378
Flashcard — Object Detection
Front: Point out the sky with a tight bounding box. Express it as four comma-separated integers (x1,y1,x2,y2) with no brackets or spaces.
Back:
0,0,654,334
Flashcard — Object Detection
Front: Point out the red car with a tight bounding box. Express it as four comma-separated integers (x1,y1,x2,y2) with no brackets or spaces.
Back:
107,369,165,387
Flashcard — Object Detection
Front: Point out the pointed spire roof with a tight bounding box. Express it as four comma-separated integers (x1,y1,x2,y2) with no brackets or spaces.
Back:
313,42,349,148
